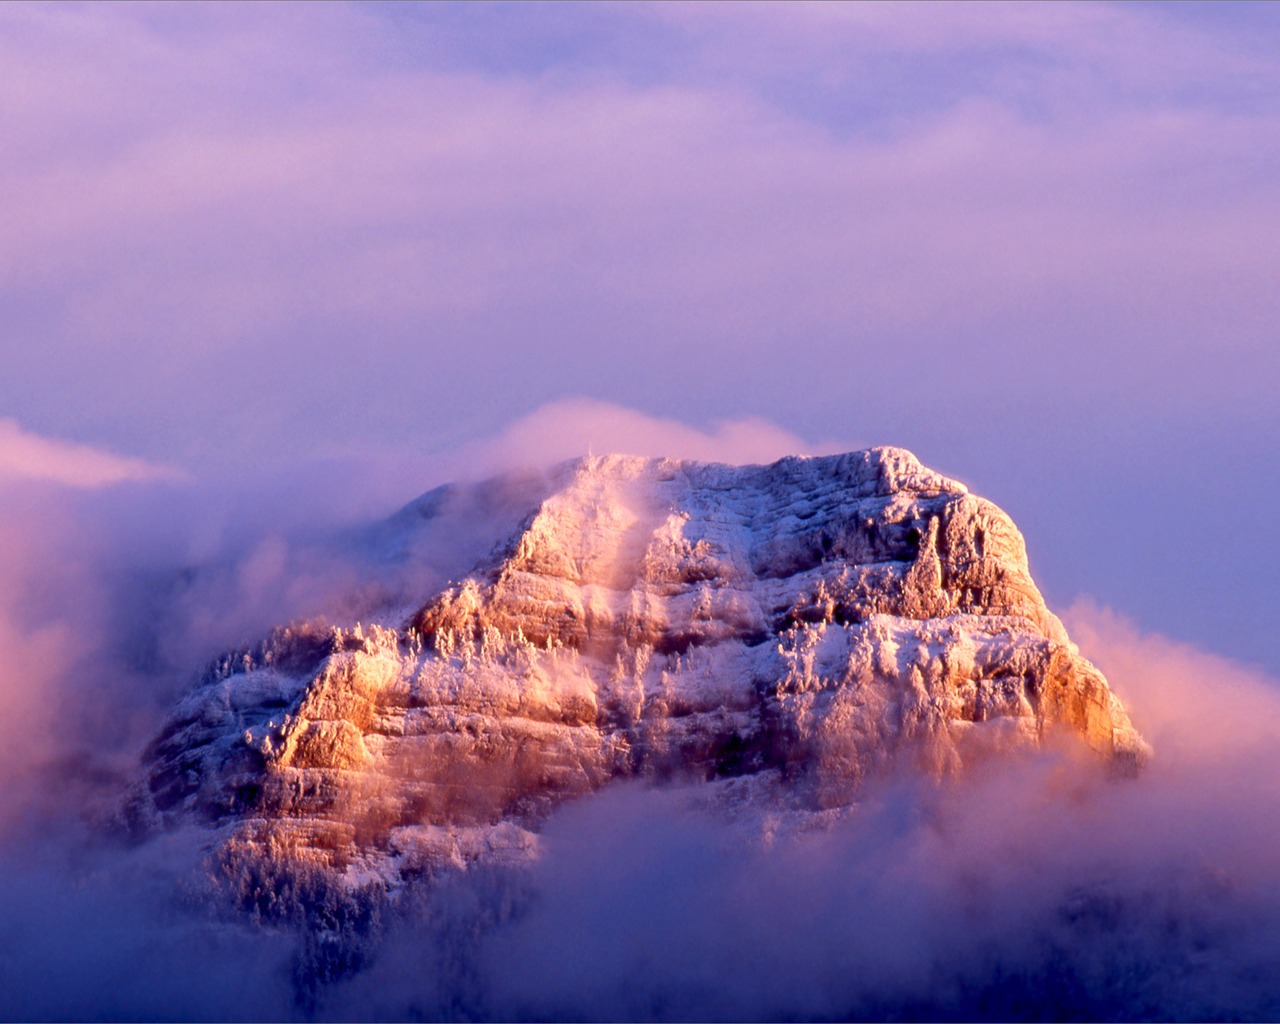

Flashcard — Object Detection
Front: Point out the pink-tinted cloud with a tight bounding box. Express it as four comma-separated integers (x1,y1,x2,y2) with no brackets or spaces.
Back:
1064,598,1280,767
1,3,1277,676
1,1,1277,471
0,491,98,832
0,406,1277,1015
0,419,180,487
442,397,855,477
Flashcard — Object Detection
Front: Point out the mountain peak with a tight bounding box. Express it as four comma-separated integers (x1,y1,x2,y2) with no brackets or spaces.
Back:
135,447,1146,891
558,444,966,494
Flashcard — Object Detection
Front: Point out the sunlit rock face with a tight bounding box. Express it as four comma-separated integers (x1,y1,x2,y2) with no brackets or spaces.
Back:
137,448,1146,885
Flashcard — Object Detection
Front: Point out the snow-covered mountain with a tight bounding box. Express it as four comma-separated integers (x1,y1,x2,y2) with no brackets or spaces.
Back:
134,447,1146,891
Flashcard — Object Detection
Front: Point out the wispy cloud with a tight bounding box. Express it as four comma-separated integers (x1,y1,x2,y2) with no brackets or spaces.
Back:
1064,598,1280,764
0,419,181,487
326,603,1280,1021
0,3,1276,668
0,396,1276,1016
2,2,1277,471
443,397,854,476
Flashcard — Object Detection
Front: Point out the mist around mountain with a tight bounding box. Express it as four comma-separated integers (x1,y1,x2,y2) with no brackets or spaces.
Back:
1,442,1279,1022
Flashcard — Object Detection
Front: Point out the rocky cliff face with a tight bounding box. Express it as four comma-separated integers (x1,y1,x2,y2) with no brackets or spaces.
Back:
136,448,1146,888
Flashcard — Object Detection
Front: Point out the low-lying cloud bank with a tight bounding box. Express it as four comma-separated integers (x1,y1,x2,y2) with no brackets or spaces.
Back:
1,415,1278,1021
324,605,1280,1021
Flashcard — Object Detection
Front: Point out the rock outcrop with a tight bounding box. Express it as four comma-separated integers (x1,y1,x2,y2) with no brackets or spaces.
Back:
136,448,1146,886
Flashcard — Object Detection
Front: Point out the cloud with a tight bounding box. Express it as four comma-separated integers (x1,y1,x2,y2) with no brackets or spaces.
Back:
1064,598,1280,767
0,3,1277,1007
0,506,84,829
322,604,1280,1021
656,0,1277,96
1,2,1278,478
440,397,854,477
0,402,1279,1019
0,833,297,1022
0,418,181,487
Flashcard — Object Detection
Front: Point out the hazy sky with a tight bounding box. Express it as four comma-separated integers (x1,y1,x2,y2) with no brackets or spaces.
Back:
1,1,1277,671
4,6,1280,1018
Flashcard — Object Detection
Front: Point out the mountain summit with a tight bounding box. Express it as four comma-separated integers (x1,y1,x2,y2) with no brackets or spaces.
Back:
137,447,1146,887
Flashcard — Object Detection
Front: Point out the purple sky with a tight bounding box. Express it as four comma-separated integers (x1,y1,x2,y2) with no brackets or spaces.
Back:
2,1,1277,672
4,7,1280,1017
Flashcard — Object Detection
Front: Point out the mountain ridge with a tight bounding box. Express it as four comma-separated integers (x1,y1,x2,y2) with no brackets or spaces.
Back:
135,446,1147,891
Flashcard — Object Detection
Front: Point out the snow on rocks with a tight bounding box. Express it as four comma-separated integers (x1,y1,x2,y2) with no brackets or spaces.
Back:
134,447,1147,888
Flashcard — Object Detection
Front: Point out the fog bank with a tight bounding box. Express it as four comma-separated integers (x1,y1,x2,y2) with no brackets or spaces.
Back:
1,419,1278,1021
